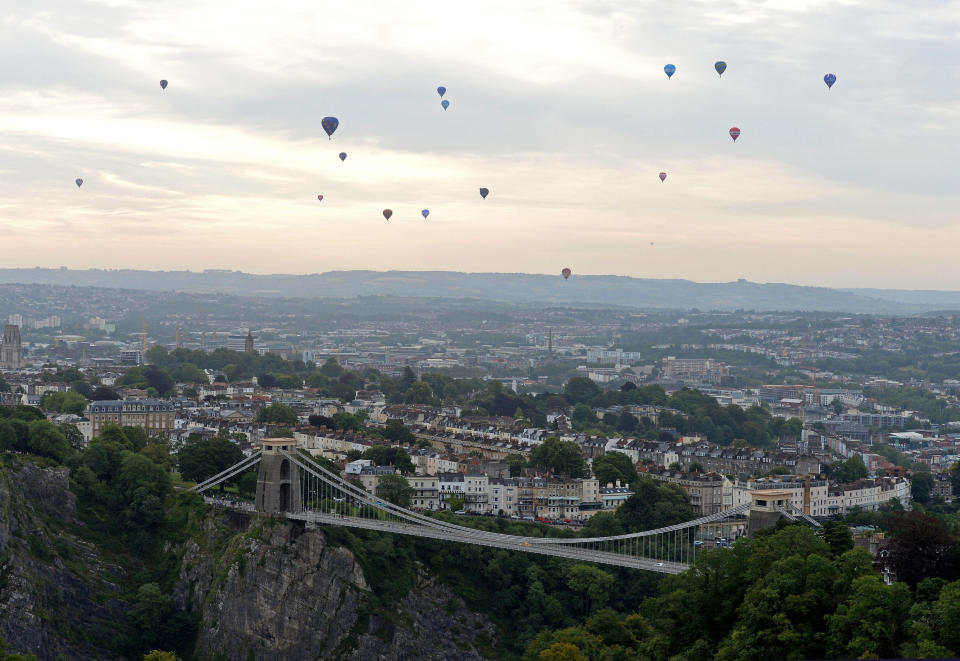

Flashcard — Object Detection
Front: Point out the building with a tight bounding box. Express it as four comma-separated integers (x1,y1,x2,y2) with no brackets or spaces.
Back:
86,399,176,438
647,469,734,516
119,348,143,365
245,331,255,354
410,475,440,510
0,325,22,369
600,482,633,509
661,357,729,384
438,472,490,513
488,478,519,515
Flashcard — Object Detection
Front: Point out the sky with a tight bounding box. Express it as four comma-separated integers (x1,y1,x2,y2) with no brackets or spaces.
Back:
2,0,960,289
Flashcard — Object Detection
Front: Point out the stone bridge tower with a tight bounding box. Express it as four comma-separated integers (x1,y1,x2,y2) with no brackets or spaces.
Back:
255,439,302,514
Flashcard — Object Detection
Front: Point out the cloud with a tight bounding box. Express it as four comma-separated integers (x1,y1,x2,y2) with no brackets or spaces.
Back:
0,0,959,289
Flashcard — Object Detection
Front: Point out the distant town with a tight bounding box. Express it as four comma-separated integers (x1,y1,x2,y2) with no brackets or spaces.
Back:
3,282,955,554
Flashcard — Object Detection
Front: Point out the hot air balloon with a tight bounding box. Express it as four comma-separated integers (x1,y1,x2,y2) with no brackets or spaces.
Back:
321,116,339,139
160,79,168,90
479,187,489,199
729,127,741,142
824,73,836,89
664,64,676,78
715,61,726,76
421,209,430,219
75,178,83,188
339,152,347,162
317,195,323,202
561,268,571,280
659,172,667,182
437,86,446,98
441,100,450,110
383,209,393,221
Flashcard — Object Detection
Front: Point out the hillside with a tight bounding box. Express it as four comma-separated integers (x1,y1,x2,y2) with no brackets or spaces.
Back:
0,268,950,313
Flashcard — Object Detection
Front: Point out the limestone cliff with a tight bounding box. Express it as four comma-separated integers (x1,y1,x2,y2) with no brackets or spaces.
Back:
0,457,128,661
176,511,497,660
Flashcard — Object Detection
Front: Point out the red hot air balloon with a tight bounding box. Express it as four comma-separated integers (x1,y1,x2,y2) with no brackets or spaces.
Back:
383,209,393,221
317,195,323,202
561,268,572,280
729,127,741,142
659,172,667,182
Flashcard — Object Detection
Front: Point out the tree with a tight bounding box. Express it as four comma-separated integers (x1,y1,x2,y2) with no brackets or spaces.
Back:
25,420,71,462
571,403,597,428
177,437,244,484
142,652,180,661
332,412,361,432
886,512,960,587
530,438,588,478
308,414,336,429
826,575,912,660
376,474,413,507
404,381,434,405
617,411,638,433
255,402,298,425
819,520,854,557
912,471,935,504
591,451,637,487
833,455,868,483
615,478,693,531
39,390,87,415
563,377,601,405
565,564,614,615
383,419,415,444
319,358,343,378
59,423,86,451
91,386,121,401
144,368,174,396
257,373,278,388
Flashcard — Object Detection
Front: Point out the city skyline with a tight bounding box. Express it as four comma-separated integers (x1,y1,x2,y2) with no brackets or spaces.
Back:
2,0,958,288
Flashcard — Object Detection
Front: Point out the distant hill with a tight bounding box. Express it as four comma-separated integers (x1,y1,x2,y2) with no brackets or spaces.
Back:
0,268,952,313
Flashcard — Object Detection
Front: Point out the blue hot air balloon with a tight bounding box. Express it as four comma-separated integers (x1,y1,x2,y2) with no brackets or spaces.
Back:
824,73,836,89
421,209,430,219
160,79,168,90
664,63,676,78
75,178,83,188
321,116,339,139
479,187,489,199
339,152,347,162
441,99,450,110
437,86,446,98
715,61,727,76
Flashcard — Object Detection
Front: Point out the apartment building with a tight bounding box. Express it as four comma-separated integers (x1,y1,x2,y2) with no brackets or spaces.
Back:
86,399,175,438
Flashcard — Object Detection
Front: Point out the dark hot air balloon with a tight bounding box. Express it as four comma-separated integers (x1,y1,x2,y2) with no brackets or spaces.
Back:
437,86,446,97
75,178,83,188
824,73,836,89
160,79,168,90
441,99,450,110
561,267,571,280
729,127,741,141
659,172,667,182
421,209,430,219
664,64,676,78
383,209,393,221
317,195,323,201
479,187,489,199
339,152,347,162
714,61,726,77
321,116,339,139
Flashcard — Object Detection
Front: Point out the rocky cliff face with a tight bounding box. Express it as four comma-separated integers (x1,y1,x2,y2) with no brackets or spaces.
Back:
177,511,497,661
0,458,128,661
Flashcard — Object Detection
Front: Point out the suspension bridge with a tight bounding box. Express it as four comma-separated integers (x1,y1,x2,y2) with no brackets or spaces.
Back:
191,438,816,574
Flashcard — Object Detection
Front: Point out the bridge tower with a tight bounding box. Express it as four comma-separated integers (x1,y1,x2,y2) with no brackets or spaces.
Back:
747,489,791,536
255,439,302,514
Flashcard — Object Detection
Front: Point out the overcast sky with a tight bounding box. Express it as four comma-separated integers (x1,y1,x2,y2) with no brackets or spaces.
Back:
2,0,959,288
